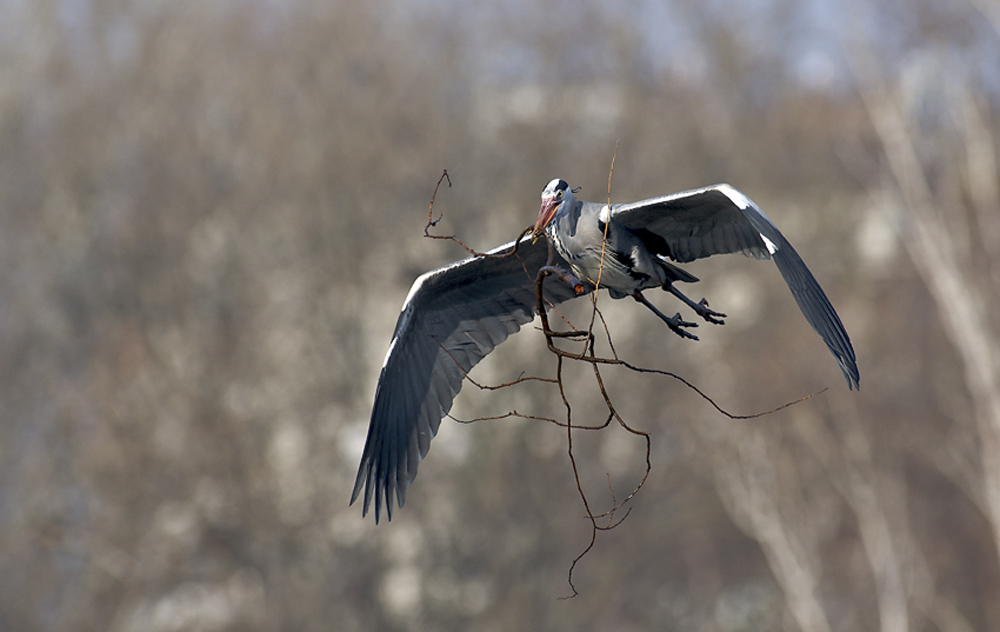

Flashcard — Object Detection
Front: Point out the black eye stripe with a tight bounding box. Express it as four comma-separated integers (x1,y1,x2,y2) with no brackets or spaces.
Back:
543,178,571,198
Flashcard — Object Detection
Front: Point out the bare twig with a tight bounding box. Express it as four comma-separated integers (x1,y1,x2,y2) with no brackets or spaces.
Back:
529,264,819,597
423,167,826,597
424,169,450,229
423,169,535,259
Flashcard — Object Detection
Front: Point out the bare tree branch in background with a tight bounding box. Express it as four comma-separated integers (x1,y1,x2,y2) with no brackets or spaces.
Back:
853,47,1000,577
796,404,912,632
711,421,833,632
6,0,999,628
970,0,1000,38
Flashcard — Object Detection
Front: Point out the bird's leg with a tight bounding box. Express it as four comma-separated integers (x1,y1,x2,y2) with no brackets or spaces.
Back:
633,291,699,340
663,282,726,325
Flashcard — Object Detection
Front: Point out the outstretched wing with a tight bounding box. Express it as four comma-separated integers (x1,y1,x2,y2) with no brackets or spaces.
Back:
352,235,586,523
613,184,860,390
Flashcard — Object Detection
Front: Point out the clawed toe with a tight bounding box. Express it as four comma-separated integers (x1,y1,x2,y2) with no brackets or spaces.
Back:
695,298,726,325
664,283,726,325
666,312,699,340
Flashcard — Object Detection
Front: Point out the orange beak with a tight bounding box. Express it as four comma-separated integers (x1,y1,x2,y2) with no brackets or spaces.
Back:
534,196,560,236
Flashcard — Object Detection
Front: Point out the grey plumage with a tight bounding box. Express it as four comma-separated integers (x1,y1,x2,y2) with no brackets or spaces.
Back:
351,179,859,523
351,236,585,523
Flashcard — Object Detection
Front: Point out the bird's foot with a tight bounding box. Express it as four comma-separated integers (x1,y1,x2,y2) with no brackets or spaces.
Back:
664,283,726,325
633,291,700,340
693,298,726,325
663,312,699,340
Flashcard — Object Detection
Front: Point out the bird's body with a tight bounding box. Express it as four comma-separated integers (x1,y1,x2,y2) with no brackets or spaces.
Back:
543,190,698,299
352,179,860,523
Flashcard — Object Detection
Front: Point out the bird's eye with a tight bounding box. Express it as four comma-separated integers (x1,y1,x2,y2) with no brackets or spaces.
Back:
557,191,563,198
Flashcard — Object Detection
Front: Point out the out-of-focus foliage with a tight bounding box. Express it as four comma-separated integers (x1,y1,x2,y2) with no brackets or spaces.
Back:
0,0,997,630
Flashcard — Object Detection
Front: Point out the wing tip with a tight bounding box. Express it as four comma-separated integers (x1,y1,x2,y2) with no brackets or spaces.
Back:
352,459,411,524
839,356,861,391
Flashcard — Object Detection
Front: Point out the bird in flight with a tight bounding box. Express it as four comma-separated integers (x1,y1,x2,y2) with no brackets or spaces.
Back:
352,179,859,523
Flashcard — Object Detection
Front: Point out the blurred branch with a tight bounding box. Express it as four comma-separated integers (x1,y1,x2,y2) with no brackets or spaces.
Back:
795,408,913,632
957,91,1000,288
713,426,832,632
851,43,1000,569
18,0,1000,627
969,0,1000,38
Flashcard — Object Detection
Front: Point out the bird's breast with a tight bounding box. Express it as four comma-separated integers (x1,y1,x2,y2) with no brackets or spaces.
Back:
547,224,660,297
546,225,580,264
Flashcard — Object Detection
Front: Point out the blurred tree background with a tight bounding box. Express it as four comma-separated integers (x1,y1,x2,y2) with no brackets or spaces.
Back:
1,0,999,630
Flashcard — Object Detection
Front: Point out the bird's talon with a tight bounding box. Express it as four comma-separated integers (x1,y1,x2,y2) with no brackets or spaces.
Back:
692,297,726,324
664,283,726,324
672,313,697,328
673,314,697,337
663,313,699,340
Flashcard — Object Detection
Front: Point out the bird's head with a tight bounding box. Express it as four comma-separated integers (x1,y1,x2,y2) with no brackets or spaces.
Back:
534,178,573,237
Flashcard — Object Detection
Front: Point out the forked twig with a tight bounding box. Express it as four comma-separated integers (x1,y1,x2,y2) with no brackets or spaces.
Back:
424,169,535,259
421,165,826,598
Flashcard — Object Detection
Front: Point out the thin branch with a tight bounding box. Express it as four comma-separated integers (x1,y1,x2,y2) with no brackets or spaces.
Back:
424,169,451,229
423,169,536,260
421,167,827,597
531,264,820,597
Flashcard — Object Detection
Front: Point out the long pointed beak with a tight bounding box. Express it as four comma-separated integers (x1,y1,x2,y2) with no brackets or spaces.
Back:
534,197,559,236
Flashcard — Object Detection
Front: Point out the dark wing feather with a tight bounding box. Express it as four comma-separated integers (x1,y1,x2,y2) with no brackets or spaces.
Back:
613,184,773,262
352,235,586,523
614,184,860,390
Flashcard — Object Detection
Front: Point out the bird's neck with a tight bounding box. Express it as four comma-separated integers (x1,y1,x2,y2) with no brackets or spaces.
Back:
545,201,579,262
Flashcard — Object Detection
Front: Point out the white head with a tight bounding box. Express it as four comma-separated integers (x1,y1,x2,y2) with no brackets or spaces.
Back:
534,178,573,235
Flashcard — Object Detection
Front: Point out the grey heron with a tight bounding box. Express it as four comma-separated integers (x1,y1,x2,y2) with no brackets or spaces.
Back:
352,179,859,523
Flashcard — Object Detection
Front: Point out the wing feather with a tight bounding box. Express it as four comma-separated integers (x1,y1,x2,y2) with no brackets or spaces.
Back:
614,185,773,263
352,235,587,522
613,184,859,390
